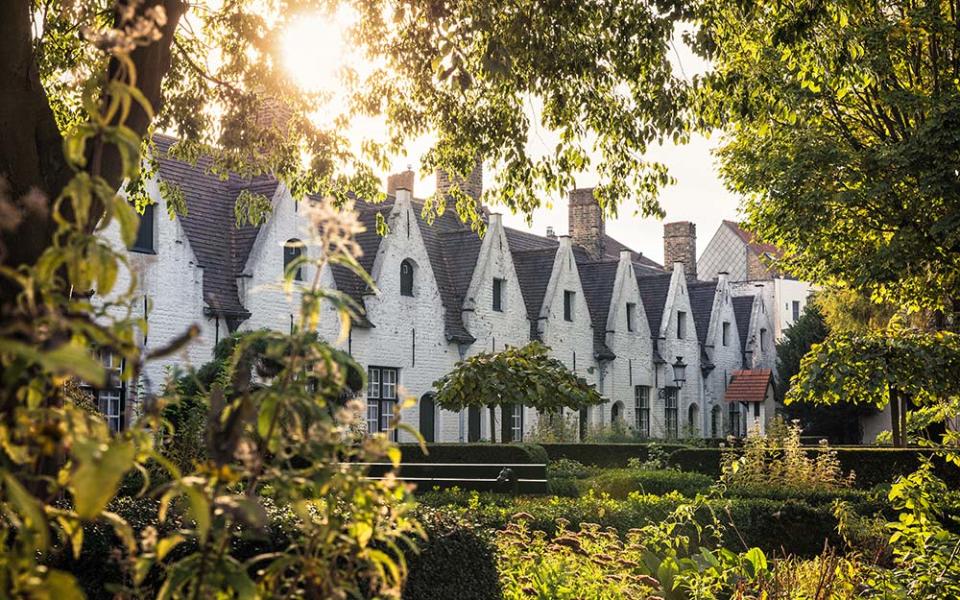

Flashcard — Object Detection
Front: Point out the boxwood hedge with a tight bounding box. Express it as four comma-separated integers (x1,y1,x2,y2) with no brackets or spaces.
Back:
539,443,688,468
580,469,714,498
398,443,548,465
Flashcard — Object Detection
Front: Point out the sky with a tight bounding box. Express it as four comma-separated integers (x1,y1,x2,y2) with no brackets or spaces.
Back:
284,16,743,265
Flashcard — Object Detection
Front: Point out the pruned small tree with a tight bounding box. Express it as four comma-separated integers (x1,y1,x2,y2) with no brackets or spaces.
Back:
432,341,603,443
787,327,960,448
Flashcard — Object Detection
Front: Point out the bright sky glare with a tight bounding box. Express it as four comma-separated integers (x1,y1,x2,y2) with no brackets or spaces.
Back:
282,16,742,264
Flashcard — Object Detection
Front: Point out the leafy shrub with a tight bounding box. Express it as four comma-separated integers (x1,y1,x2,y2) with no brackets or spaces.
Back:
582,469,714,499
527,412,581,443
540,443,688,468
720,419,855,492
496,519,659,599
669,447,960,488
403,508,501,600
546,458,592,479
626,441,671,469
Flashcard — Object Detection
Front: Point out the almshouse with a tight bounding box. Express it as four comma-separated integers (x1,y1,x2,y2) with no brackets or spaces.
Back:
96,136,784,441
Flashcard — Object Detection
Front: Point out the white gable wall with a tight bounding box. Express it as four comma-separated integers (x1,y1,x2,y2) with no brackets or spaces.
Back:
348,190,461,442
603,255,655,433
702,276,745,438
537,237,598,434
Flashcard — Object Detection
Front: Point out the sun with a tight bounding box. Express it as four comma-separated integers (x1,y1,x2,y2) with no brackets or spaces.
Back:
281,8,354,93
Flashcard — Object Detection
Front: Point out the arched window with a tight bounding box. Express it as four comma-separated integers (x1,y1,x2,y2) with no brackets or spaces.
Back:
711,405,722,438
284,239,303,281
419,393,436,443
611,401,624,424
687,403,699,436
400,259,414,296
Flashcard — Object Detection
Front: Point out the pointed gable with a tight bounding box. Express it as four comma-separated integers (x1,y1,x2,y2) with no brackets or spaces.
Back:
688,281,719,345
732,295,756,351
154,135,278,322
636,272,673,338
575,255,620,360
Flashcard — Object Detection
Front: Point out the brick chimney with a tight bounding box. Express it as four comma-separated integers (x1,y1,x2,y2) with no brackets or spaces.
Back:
664,221,697,280
387,168,415,195
568,188,605,260
436,160,482,202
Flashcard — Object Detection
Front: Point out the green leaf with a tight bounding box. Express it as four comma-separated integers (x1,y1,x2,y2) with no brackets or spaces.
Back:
70,439,136,519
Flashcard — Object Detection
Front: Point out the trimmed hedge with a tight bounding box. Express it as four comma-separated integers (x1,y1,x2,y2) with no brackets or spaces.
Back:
581,469,714,499
417,489,870,558
667,447,960,488
398,443,548,465
539,443,688,468
403,508,502,600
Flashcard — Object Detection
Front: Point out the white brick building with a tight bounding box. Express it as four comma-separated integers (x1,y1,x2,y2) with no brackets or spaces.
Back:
96,136,781,440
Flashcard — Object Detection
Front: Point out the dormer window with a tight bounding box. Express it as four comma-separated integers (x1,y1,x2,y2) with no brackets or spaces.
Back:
131,203,156,254
563,290,574,321
493,277,505,312
284,239,304,281
626,302,636,332
400,259,414,296
677,311,687,339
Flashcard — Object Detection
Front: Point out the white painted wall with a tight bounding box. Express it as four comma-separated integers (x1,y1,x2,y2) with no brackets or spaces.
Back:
702,275,746,437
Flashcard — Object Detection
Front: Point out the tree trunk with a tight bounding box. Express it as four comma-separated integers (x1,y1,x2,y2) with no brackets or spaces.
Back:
488,406,496,444
0,0,185,307
890,387,904,447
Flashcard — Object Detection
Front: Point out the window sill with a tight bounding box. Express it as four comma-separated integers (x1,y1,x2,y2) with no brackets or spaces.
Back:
129,247,157,255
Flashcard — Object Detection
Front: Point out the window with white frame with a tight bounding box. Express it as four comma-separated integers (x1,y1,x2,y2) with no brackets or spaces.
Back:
626,302,636,332
493,277,505,312
510,404,523,441
366,366,398,439
664,387,679,438
677,311,687,339
82,351,127,432
634,385,650,437
722,321,730,346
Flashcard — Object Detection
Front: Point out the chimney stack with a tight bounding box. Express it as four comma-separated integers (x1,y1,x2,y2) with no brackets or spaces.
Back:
436,160,483,202
568,188,605,260
664,221,697,280
387,168,415,195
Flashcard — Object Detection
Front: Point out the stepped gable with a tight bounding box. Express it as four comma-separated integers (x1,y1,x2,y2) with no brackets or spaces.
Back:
573,249,619,360
688,281,718,345
154,135,277,324
732,295,755,350
636,272,673,339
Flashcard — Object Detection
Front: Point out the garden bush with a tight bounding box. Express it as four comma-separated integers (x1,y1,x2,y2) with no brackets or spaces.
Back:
540,443,688,468
581,468,714,498
403,508,502,600
669,447,960,488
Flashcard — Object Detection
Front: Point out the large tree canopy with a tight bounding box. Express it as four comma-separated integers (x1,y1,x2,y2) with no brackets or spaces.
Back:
1,0,690,305
696,0,960,316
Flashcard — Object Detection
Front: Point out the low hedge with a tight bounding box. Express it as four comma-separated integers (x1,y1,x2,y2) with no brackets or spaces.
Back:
403,507,502,600
581,469,714,499
417,489,870,558
667,447,960,488
539,443,688,468
398,443,548,465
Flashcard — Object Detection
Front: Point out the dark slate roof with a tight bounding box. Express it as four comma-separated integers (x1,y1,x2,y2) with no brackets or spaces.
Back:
637,273,673,338
688,281,718,344
327,199,394,322
603,235,663,272
511,244,559,339
154,135,278,320
575,257,620,360
504,227,559,252
732,295,755,351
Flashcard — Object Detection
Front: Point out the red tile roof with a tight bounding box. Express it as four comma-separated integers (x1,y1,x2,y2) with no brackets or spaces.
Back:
724,369,773,403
